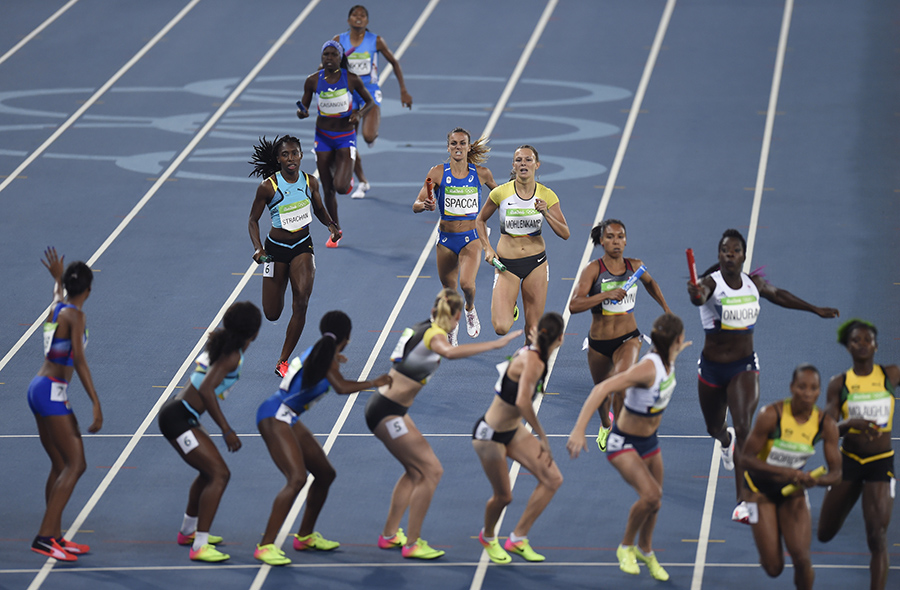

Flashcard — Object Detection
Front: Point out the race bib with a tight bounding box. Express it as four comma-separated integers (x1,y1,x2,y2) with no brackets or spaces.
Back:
606,432,627,453
473,420,495,441
176,430,199,455
318,88,351,116
275,403,298,426
50,381,68,402
386,416,409,439
442,186,479,217
347,52,372,76
278,198,312,232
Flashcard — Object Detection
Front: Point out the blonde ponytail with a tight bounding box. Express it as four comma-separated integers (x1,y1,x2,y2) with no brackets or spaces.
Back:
432,288,463,334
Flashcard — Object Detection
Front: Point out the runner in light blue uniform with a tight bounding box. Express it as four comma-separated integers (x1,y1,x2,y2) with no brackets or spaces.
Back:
334,5,413,199
413,128,497,344
253,311,391,566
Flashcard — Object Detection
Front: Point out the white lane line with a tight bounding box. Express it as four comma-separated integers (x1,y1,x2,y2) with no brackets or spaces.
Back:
0,0,322,377
0,0,201,195
693,2,794,589
26,263,258,589
0,0,80,67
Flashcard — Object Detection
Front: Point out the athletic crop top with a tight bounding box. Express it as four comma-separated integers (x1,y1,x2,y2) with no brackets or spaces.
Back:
274,347,332,415
840,365,894,433
438,163,482,222
623,352,675,416
42,302,87,366
698,270,760,332
316,69,353,118
390,320,446,384
267,172,312,232
493,346,546,405
589,258,638,315
339,30,378,84
753,399,823,470
190,350,244,400
489,182,559,237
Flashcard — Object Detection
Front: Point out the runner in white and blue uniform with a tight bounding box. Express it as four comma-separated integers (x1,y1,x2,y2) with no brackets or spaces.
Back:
334,5,413,199
413,128,498,344
28,249,101,563
253,311,391,566
249,135,340,378
297,39,373,242
568,219,670,451
687,228,839,522
568,313,691,581
157,302,261,563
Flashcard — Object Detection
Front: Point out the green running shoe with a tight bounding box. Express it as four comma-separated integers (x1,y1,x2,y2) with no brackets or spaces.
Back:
504,537,544,562
402,538,445,559
479,531,511,564
189,544,230,562
254,543,291,566
293,531,339,551
635,548,669,581
596,425,611,452
616,544,639,575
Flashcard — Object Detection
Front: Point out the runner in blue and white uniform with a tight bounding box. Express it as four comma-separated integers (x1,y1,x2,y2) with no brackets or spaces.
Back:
568,313,692,581
476,145,570,345
366,289,521,560
334,5,413,199
687,228,839,522
297,40,373,245
249,135,340,378
413,128,497,344
252,311,391,566
28,248,101,563
569,219,670,451
157,301,261,563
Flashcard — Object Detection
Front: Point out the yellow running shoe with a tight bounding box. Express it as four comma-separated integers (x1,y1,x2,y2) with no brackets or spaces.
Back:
254,543,291,566
378,528,408,549
635,548,669,581
596,426,611,452
189,544,230,562
616,544,639,575
478,531,511,564
504,537,545,562
402,538,445,559
293,531,339,551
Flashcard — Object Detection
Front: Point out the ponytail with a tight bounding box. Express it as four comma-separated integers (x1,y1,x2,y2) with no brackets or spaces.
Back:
301,311,352,389
207,301,261,365
432,288,463,334
650,313,683,371
535,312,564,362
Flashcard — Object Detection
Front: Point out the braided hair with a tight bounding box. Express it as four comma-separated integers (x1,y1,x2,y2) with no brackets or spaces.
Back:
446,127,490,165
249,135,302,179
206,301,261,365
301,311,353,389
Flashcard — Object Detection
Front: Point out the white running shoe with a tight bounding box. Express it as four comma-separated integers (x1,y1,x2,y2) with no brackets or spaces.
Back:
721,426,736,471
449,323,459,347
351,181,370,199
731,501,758,525
465,308,480,338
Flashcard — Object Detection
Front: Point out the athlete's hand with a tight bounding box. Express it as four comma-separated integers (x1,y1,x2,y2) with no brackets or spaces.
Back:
400,91,412,109
253,248,267,264
483,246,498,265
534,198,548,214
336,353,348,364
88,403,103,433
296,108,310,120
373,374,392,388
423,196,436,211
495,329,524,349
224,430,241,453
329,225,342,243
604,288,627,303
814,306,840,319
41,247,65,280
566,431,587,459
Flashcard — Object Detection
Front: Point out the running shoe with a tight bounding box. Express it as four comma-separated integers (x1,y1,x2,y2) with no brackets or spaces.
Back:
377,528,407,549
512,304,519,322
254,543,291,566
721,426,736,471
351,181,370,199
402,538,445,560
57,538,89,554
635,548,669,581
466,308,481,338
275,360,289,378
731,501,757,525
596,425,611,452
616,544,639,575
504,537,544,562
189,544,230,562
478,531,511,564
31,537,77,561
177,532,223,546
293,531,339,551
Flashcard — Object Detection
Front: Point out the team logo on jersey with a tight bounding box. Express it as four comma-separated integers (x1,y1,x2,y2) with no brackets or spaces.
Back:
468,175,474,182
446,176,452,183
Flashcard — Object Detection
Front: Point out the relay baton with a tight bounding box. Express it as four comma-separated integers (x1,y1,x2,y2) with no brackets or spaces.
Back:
781,465,827,496
686,248,698,285
295,100,308,115
425,177,434,199
613,264,646,302
491,258,507,272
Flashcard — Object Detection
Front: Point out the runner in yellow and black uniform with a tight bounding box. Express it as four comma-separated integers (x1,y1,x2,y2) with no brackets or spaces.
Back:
817,319,899,590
